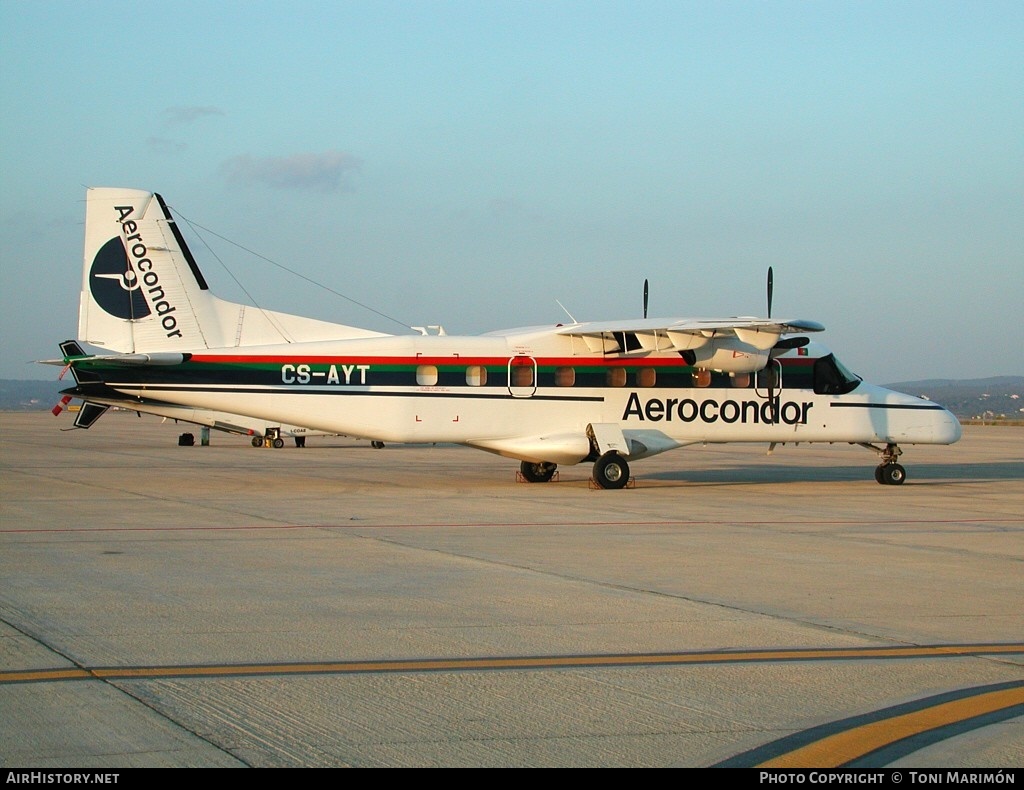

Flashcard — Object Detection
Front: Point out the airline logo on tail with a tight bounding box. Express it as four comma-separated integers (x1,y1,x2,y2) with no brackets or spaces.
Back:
89,204,183,339
90,236,151,320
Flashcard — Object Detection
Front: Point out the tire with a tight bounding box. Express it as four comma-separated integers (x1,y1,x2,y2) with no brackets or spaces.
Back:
593,453,629,490
251,437,262,448
874,465,884,484
881,463,906,485
371,441,385,449
273,438,285,449
520,461,557,483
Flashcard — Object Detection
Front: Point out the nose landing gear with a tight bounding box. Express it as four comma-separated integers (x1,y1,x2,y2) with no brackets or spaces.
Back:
861,442,907,485
875,462,906,485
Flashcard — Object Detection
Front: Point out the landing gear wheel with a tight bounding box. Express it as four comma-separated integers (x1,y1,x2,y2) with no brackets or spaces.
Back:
371,440,385,449
879,463,906,485
251,437,262,448
874,465,884,484
520,461,557,483
273,438,285,449
593,452,629,490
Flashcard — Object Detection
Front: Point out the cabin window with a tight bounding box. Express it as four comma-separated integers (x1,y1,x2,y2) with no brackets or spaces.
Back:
637,368,656,387
466,365,487,386
693,369,711,388
511,363,533,388
554,366,575,387
731,372,751,388
606,368,627,387
416,365,438,386
757,366,778,390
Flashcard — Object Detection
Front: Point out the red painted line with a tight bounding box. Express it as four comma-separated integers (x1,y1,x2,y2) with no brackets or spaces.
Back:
5,644,1023,685
2,518,1019,535
184,353,769,368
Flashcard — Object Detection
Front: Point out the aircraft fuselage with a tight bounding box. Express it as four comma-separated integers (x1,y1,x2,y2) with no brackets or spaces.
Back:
68,333,961,465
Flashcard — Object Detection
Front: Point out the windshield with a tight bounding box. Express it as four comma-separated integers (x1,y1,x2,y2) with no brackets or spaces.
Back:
813,354,862,395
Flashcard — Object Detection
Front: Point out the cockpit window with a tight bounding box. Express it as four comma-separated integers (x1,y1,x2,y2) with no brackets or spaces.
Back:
813,354,861,395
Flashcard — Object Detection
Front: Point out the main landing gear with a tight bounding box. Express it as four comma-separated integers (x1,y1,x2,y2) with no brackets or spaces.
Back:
861,442,907,485
252,428,286,448
518,451,631,489
519,461,557,483
592,452,630,490
519,453,631,489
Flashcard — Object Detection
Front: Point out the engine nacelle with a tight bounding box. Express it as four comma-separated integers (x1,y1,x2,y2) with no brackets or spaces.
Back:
691,339,770,373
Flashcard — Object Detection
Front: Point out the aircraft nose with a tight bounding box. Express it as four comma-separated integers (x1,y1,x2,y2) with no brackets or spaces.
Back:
883,389,963,444
936,407,963,444
917,402,962,444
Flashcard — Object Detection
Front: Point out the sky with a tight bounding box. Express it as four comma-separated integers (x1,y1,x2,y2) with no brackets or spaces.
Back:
1,0,1021,385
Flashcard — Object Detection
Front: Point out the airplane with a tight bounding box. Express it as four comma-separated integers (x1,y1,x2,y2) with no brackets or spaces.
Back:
43,187,962,488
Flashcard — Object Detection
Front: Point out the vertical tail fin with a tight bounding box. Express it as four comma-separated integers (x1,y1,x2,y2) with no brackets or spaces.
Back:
79,187,390,353
80,188,216,352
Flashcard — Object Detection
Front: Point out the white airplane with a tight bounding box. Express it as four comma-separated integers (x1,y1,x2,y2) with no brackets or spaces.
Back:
45,187,961,488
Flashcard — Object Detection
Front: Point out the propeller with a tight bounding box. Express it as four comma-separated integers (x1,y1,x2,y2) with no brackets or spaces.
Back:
643,278,649,319
762,267,812,424
766,266,777,422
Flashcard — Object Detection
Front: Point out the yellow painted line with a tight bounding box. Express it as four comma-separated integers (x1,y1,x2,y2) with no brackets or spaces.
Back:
0,668,92,683
759,685,1024,768
2,643,1021,685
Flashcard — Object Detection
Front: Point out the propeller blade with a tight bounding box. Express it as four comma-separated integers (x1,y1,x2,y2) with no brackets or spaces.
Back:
643,279,649,319
773,336,810,351
770,336,810,360
767,266,774,318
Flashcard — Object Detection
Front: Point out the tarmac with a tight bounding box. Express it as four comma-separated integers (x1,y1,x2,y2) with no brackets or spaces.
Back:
1,410,1021,768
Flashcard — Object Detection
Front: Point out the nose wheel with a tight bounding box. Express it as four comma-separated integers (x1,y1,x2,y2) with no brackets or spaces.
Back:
875,462,906,485
861,442,907,485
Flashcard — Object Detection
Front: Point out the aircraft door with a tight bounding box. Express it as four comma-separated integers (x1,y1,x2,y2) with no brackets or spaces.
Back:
507,356,537,398
755,359,782,398
755,359,783,423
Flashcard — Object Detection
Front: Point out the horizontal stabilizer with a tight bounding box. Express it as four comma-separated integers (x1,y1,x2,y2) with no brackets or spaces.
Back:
94,352,191,366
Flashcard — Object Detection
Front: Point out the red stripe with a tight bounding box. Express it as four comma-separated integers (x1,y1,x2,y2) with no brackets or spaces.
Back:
188,354,703,368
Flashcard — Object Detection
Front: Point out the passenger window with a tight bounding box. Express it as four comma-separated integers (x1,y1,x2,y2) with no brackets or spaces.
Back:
466,365,487,386
637,368,656,387
511,364,533,387
693,369,711,388
606,368,627,387
757,366,778,390
416,365,438,386
554,366,575,387
731,373,750,388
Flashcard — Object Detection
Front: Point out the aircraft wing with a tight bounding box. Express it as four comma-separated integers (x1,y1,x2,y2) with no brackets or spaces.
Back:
555,317,824,354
